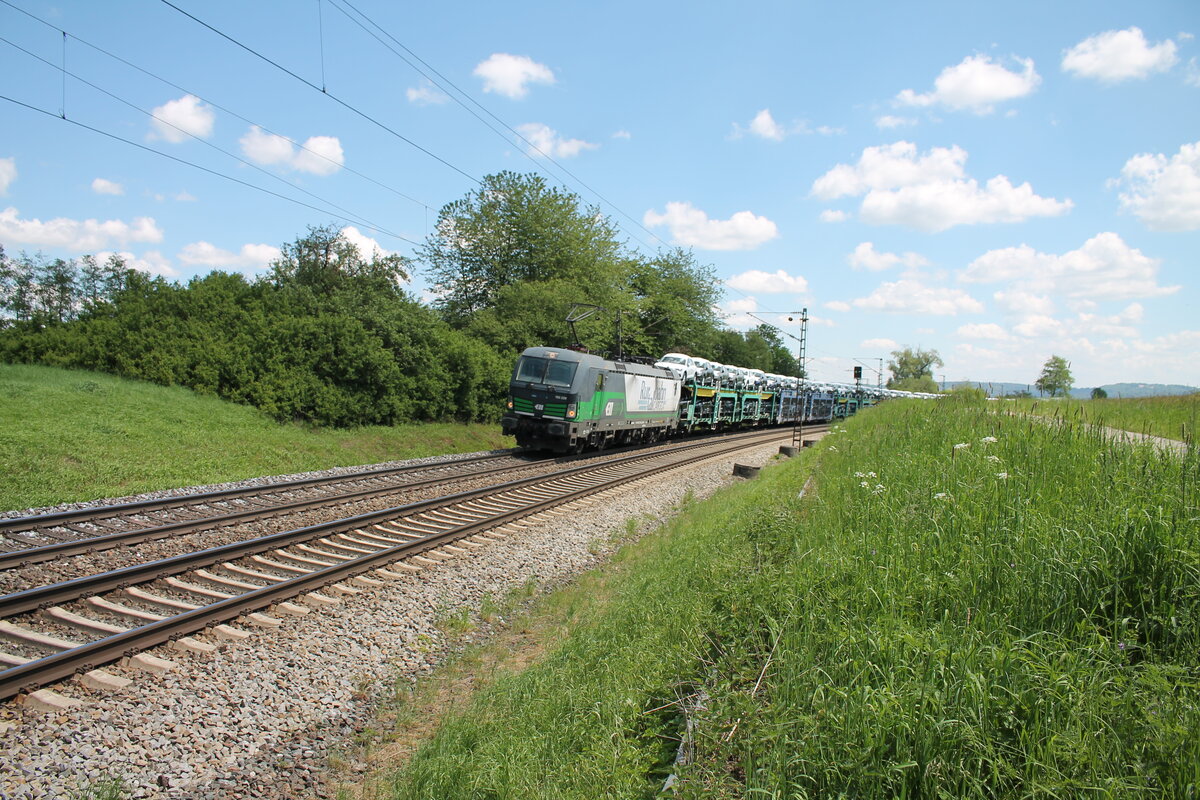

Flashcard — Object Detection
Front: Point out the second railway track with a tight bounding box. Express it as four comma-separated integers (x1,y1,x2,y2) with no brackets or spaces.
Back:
0,427,803,703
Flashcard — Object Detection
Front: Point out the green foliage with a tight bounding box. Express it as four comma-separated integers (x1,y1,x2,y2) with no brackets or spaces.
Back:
1035,354,1074,397
1,226,508,427
886,346,942,389
945,384,986,401
0,364,506,509
1091,386,1108,399
889,374,939,393
1013,393,1200,442
383,402,1199,798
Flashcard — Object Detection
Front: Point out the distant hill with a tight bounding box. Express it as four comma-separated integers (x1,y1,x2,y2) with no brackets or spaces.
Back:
943,381,1199,399
1072,383,1200,399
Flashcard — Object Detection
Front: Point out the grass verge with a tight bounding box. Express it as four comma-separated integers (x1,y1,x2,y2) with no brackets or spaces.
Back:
376,399,1198,798
0,364,506,510
1007,393,1200,443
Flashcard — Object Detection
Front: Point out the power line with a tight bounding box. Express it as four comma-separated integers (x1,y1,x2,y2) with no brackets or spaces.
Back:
329,0,668,252
0,92,418,244
158,0,479,184
0,0,434,213
1,33,402,241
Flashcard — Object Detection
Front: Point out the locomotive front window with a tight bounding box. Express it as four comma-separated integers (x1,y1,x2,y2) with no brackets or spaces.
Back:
515,356,578,388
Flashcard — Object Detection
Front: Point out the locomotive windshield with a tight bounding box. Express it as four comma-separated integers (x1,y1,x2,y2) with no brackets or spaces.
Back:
515,356,578,388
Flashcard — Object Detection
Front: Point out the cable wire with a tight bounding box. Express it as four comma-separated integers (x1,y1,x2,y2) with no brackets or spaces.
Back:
0,0,434,213
0,33,400,240
0,92,418,244
158,0,479,184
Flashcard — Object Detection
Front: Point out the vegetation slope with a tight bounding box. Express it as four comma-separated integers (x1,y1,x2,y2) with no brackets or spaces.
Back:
378,400,1198,799
0,364,504,510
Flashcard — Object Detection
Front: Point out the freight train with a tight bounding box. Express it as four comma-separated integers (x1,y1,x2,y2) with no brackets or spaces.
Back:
500,346,935,453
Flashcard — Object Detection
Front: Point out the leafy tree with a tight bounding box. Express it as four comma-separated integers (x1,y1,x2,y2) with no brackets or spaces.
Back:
1091,386,1108,399
887,346,943,390
626,248,722,357
420,171,625,323
1035,355,1074,397
269,223,409,295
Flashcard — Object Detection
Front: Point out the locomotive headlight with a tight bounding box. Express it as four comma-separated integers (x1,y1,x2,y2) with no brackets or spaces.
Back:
566,403,577,419
506,399,514,410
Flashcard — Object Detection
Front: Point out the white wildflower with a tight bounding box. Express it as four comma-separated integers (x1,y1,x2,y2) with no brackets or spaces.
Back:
872,484,886,494
934,492,950,500
986,455,1001,463
953,443,970,450
828,445,838,451
996,472,1009,479
855,471,866,478
980,436,998,444
867,471,877,478
860,481,870,488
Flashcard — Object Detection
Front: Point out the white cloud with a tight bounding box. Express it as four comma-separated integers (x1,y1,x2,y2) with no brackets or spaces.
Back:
956,322,1009,340
91,178,124,196
1062,27,1178,82
1114,141,1200,231
0,157,15,195
812,142,1072,232
178,241,280,273
961,232,1180,300
407,82,449,105
897,55,1040,114
847,241,928,271
993,289,1055,316
474,53,554,99
745,109,785,141
0,207,163,251
148,95,215,143
175,191,196,202
824,300,851,312
1186,57,1200,88
851,279,984,315
861,337,898,349
875,115,916,129
612,130,632,140
725,296,758,313
340,226,393,261
95,249,178,278
644,202,779,250
239,126,345,176
291,136,345,176
726,269,808,294
819,209,848,223
516,123,598,159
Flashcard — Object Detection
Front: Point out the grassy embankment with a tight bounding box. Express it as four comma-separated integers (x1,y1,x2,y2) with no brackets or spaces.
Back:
371,398,1198,799
0,364,507,511
1009,393,1200,442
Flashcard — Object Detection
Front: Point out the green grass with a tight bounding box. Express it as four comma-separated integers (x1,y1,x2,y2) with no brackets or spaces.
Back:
379,400,1199,799
0,364,506,510
1008,393,1200,443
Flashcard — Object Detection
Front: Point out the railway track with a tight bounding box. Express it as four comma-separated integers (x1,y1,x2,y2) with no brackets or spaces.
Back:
0,450,546,567
0,427,805,703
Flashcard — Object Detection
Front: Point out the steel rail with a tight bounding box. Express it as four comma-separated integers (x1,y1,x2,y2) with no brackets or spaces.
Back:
0,454,542,568
0,450,519,536
0,428,795,618
0,428,796,701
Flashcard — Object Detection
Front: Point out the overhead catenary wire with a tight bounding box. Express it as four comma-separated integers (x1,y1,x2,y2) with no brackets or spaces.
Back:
0,92,417,245
157,0,480,185
0,33,404,242
328,0,668,252
0,0,434,214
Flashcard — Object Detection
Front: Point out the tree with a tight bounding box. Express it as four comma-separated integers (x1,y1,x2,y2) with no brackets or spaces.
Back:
268,223,409,296
1091,387,1108,399
1035,355,1074,397
887,346,943,391
419,171,625,323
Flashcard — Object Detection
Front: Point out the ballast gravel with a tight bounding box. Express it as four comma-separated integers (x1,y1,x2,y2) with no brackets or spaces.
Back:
0,436,805,799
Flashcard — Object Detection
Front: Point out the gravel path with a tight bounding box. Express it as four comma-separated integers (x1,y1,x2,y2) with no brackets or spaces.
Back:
0,435,803,799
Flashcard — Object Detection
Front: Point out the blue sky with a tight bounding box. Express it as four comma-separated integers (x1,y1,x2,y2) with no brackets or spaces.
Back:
1,1,1197,387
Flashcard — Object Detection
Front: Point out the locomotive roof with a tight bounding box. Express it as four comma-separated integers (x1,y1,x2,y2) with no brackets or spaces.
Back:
519,347,675,379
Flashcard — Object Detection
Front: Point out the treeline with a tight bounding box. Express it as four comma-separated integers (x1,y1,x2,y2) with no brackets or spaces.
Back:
1,171,800,428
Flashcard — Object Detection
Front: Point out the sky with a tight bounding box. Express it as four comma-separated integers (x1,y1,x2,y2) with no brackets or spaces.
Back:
1,1,1198,388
